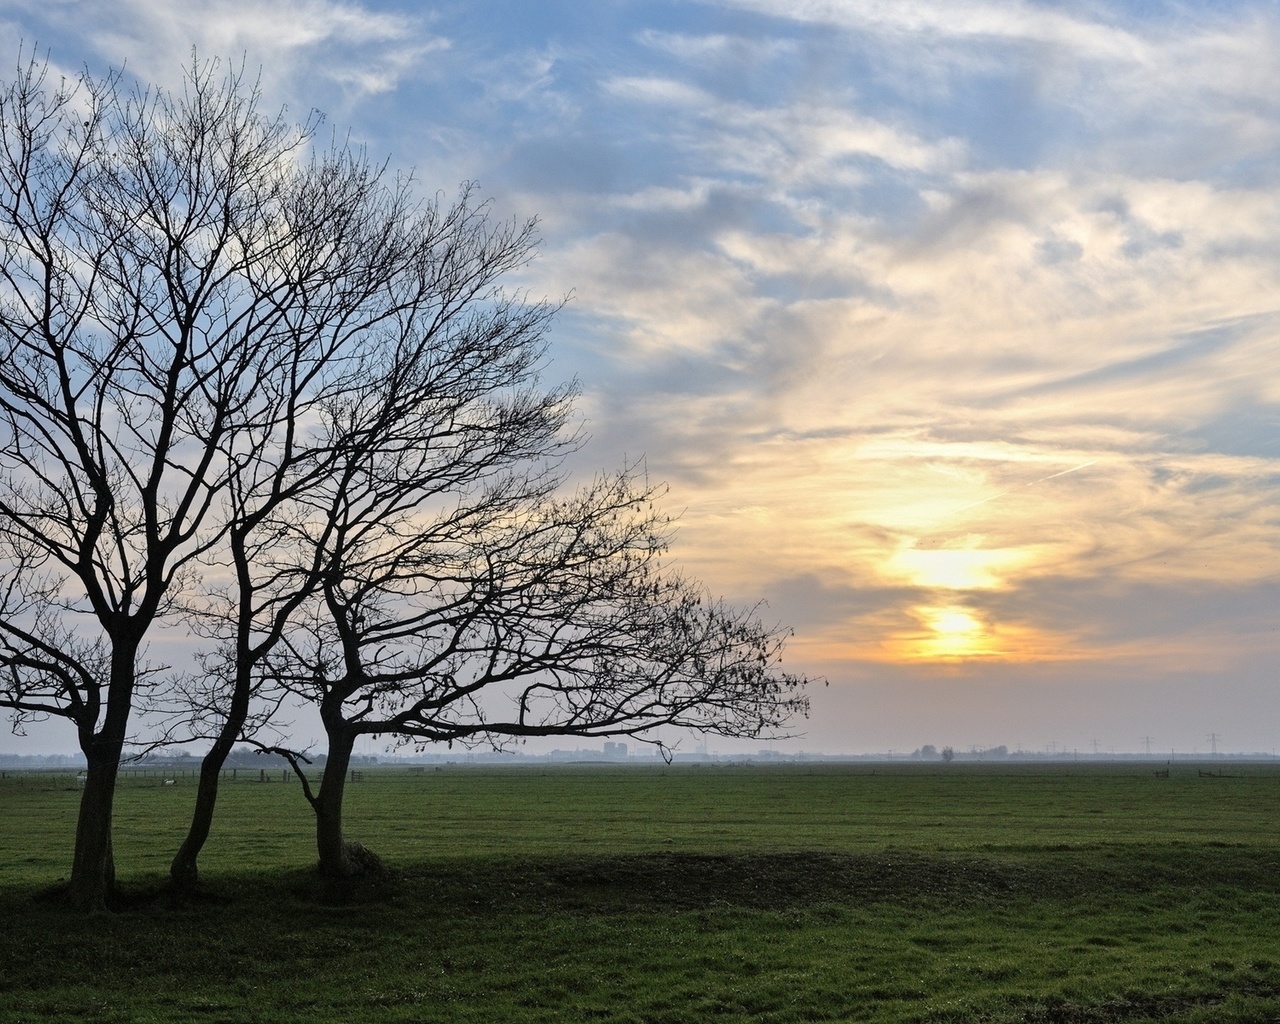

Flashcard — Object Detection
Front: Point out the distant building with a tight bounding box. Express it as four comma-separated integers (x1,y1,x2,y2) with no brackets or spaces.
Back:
602,741,628,759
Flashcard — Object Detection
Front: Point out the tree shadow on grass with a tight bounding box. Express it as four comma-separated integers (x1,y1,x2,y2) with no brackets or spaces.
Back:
5,850,1280,1024
11,846,1280,919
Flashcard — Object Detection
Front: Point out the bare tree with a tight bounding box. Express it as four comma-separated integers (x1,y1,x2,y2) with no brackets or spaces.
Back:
256,335,807,876
165,178,560,889
0,51,361,909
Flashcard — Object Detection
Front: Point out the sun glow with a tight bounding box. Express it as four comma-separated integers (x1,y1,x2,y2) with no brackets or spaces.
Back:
887,541,1036,591
874,602,1083,664
908,604,1000,660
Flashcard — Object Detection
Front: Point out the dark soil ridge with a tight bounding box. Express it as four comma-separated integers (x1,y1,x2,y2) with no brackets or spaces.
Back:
16,845,1273,917
400,847,1280,916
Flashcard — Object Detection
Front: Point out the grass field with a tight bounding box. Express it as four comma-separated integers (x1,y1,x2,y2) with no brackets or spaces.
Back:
1,761,1278,1022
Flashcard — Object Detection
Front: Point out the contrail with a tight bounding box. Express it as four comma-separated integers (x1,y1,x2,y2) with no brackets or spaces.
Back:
947,459,1098,515
1039,460,1098,481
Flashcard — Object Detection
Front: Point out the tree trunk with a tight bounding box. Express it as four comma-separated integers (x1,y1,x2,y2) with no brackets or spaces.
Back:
68,639,137,912
170,673,252,890
314,727,382,879
69,744,119,911
315,728,354,878
169,735,232,891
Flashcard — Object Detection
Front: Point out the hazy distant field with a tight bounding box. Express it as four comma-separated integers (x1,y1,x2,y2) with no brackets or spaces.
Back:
2,762,1278,1022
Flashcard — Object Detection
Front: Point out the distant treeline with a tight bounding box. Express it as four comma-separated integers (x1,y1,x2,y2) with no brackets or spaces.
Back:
0,747,378,771
4,746,1277,770
0,753,87,769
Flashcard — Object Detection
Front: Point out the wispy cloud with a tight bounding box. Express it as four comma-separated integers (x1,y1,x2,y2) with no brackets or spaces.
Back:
0,0,441,103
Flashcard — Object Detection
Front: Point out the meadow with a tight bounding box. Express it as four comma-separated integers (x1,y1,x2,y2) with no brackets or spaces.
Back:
1,760,1278,1023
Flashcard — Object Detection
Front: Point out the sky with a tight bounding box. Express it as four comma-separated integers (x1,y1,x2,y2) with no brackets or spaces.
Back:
2,0,1279,757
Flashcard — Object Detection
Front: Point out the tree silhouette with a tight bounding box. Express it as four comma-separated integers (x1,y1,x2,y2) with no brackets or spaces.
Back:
0,51,809,900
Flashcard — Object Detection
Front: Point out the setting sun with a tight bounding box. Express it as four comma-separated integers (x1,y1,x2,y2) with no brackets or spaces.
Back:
907,605,999,660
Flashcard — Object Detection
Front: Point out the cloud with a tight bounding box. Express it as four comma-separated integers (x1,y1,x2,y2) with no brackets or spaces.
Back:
637,28,797,63
734,0,1128,44
705,0,1280,178
603,76,964,183
537,156,1280,651
0,0,441,104
588,170,1280,659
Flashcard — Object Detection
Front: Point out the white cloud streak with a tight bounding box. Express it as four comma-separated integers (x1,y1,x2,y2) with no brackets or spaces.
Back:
0,0,441,102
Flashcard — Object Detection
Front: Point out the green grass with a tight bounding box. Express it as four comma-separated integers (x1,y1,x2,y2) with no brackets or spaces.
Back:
1,761,1278,1022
